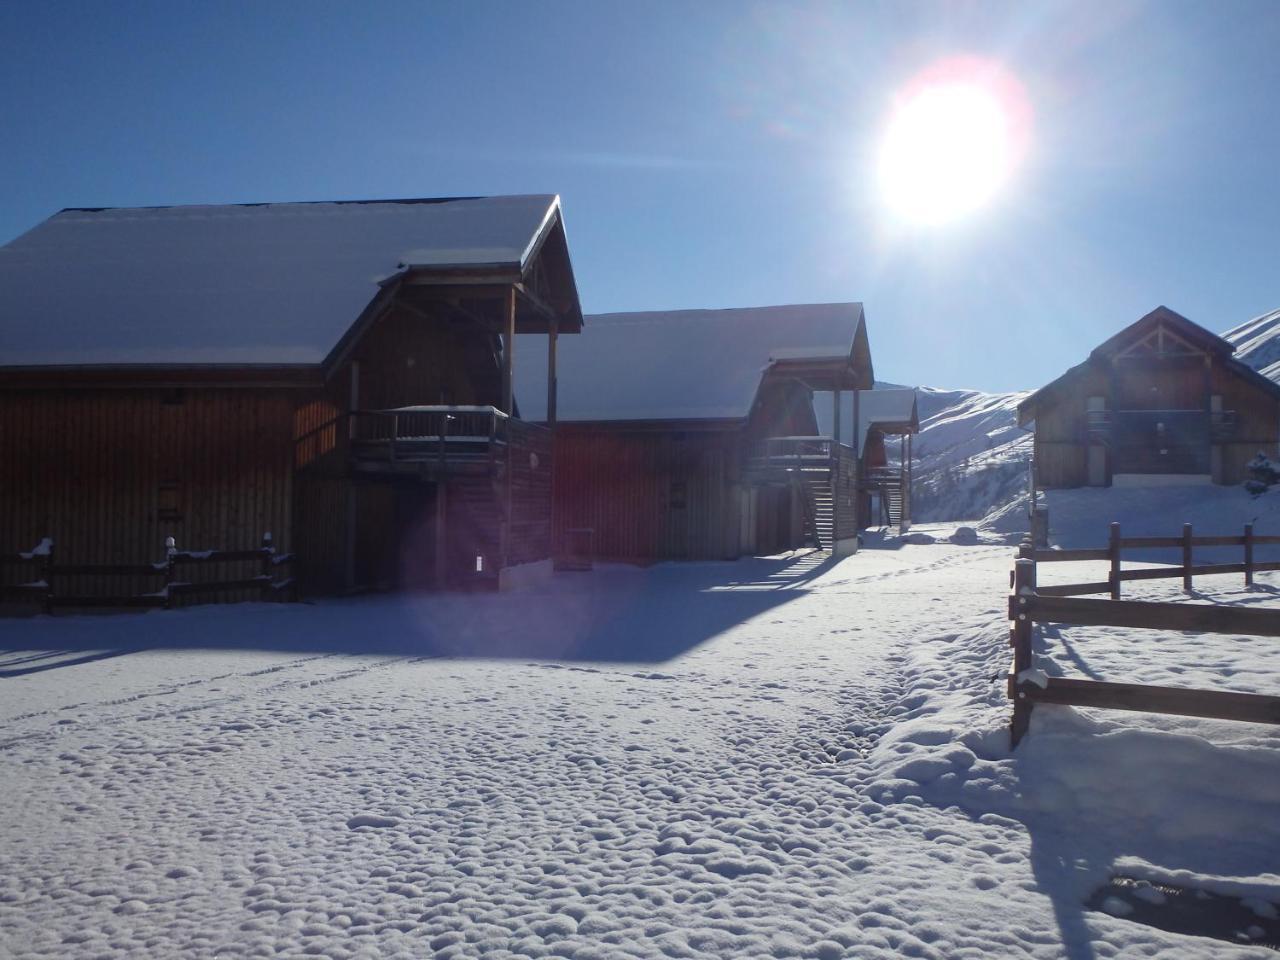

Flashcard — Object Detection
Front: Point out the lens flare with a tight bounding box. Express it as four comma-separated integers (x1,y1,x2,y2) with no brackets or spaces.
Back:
878,57,1031,227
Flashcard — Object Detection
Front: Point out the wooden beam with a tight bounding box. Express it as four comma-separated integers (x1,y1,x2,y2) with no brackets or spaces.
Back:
1027,676,1280,725
503,287,515,416
548,315,558,429
515,283,562,326
1025,593,1280,637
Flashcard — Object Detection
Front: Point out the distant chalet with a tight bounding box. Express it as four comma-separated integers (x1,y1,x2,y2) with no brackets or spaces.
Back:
0,195,916,598
1019,306,1280,489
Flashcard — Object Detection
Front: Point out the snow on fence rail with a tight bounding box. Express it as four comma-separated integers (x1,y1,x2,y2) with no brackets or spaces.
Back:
0,533,296,613
1007,536,1280,748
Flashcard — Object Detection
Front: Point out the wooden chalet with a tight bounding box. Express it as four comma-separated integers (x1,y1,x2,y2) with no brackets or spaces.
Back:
1018,306,1280,489
516,304,917,562
856,388,919,531
0,195,583,596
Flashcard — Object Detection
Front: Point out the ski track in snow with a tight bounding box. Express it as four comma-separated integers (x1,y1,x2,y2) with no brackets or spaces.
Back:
1,545,1276,959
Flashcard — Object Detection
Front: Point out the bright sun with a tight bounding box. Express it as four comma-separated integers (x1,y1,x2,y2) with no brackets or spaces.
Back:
878,58,1030,227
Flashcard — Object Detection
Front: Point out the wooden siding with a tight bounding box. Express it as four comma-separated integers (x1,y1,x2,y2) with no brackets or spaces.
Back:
553,428,743,562
507,423,553,566
1031,349,1280,488
337,304,503,411
0,388,296,597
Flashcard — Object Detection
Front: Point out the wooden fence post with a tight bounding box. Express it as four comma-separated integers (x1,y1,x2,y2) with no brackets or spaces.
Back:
1109,522,1121,600
1244,522,1254,588
1010,540,1037,748
164,536,177,610
42,538,54,615
1182,522,1193,593
260,532,273,602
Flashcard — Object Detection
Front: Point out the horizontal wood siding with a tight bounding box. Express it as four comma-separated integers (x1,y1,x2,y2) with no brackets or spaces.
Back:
0,388,296,598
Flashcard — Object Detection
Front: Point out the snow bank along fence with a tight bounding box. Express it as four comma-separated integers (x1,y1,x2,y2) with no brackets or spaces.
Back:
1007,530,1280,747
0,533,296,612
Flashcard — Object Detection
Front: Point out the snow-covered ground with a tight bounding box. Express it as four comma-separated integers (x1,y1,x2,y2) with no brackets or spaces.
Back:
2,541,1278,958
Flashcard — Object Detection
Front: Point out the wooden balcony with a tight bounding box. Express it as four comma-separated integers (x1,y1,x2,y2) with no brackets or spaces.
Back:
743,436,855,483
1085,409,1237,446
296,405,550,479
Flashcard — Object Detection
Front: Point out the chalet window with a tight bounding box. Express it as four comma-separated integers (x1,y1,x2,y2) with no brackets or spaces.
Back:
158,481,182,521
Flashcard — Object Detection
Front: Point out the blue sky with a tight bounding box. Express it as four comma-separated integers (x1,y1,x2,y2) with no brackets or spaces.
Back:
2,1,1278,391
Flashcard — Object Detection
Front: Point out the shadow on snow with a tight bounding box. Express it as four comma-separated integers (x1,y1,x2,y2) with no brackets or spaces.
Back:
0,552,838,677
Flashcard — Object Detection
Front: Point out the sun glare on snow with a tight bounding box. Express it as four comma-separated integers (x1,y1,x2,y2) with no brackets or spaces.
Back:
878,57,1031,227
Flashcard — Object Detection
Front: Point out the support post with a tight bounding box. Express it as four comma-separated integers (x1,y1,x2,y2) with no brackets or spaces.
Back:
502,288,516,416
547,315,558,430
1010,541,1037,748
434,482,448,589
1245,522,1255,588
42,538,54,615
548,315,558,558
1109,522,1121,600
164,536,177,610
832,389,842,529
260,532,273,602
1182,522,1193,593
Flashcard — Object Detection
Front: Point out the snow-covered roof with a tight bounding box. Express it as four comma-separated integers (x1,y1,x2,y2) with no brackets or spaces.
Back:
517,303,866,422
858,388,918,450
1223,306,1280,384
0,195,562,368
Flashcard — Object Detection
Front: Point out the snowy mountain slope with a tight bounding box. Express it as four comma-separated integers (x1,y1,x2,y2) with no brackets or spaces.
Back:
875,383,1031,524
1222,306,1280,382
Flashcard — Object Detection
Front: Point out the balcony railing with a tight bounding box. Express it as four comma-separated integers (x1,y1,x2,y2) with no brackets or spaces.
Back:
1083,408,1237,446
745,436,855,479
296,405,549,476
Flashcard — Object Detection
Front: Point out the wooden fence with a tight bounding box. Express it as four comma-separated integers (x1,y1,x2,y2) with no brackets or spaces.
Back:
1,533,296,613
1030,521,1280,598
1008,533,1280,747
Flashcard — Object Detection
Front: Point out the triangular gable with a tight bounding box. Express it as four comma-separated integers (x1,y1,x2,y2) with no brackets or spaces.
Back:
1019,306,1279,425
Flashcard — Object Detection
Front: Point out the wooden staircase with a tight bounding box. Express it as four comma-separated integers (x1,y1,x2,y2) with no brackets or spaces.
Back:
883,483,904,529
797,475,835,551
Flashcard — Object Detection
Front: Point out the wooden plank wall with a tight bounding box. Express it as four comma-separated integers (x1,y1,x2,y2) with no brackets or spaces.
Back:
833,444,859,541
1032,352,1280,488
338,305,503,410
0,388,297,597
1212,364,1280,484
507,425,553,566
553,428,744,562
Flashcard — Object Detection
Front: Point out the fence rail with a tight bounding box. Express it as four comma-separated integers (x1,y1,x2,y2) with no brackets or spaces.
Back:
1032,521,1280,597
1,534,296,613
1008,534,1280,747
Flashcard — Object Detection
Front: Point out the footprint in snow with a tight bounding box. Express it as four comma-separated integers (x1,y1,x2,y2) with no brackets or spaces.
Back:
346,814,399,829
